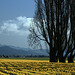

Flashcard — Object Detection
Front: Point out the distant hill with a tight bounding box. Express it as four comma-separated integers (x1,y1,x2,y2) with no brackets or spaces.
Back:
0,45,48,56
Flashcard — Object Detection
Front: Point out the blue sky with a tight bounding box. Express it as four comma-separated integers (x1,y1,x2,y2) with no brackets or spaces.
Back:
0,0,35,48
0,0,35,20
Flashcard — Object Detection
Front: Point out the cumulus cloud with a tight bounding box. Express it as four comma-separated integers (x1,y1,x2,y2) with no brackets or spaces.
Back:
0,16,33,35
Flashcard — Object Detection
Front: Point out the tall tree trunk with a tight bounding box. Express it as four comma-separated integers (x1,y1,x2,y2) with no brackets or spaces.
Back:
50,47,55,62
68,50,74,63
68,56,73,63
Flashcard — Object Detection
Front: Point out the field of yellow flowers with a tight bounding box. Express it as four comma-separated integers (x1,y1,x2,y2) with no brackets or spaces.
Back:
0,59,75,75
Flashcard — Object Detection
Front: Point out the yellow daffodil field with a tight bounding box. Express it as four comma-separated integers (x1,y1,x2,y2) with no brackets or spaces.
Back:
0,59,75,75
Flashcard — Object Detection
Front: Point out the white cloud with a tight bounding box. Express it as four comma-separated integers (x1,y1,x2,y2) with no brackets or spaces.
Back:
0,16,33,35
1,23,18,32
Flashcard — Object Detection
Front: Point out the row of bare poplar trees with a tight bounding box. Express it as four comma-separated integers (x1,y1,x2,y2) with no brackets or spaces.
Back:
28,0,75,62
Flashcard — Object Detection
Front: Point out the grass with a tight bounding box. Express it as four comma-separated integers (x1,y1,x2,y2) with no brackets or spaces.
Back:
0,57,75,61
0,57,49,60
24,57,49,60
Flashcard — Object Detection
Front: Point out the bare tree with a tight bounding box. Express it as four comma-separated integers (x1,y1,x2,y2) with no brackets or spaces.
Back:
68,0,75,63
28,0,74,62
28,0,58,62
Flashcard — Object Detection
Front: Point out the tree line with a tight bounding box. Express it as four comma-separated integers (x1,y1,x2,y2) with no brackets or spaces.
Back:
28,0,75,62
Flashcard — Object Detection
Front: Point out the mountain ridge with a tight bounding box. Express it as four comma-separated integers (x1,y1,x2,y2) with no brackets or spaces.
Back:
0,45,48,56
